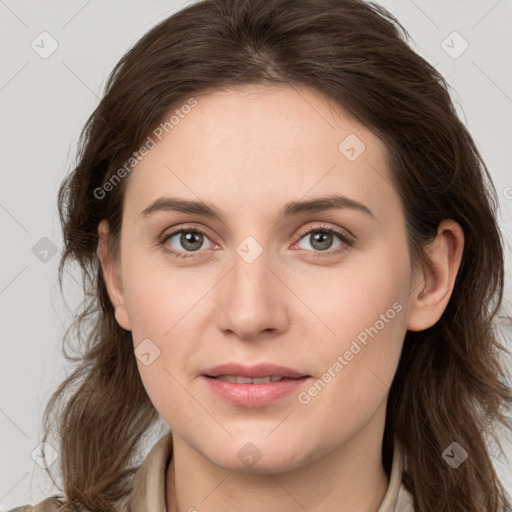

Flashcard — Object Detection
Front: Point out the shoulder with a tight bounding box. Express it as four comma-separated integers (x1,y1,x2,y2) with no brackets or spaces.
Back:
5,497,64,512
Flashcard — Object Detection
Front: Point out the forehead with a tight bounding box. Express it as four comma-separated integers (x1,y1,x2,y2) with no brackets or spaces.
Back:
123,84,402,225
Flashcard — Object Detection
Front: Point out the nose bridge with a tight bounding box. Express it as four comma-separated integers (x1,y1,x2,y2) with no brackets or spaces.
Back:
216,234,282,338
230,234,273,306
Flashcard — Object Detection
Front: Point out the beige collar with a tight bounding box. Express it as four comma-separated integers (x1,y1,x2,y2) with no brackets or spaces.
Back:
129,433,414,512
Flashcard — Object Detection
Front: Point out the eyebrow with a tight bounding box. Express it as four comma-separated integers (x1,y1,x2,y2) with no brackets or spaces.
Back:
140,194,375,222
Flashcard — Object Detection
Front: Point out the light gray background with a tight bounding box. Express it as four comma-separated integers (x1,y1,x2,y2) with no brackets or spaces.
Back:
1,0,512,509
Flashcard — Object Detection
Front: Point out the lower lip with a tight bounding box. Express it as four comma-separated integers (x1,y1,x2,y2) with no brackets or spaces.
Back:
202,376,310,407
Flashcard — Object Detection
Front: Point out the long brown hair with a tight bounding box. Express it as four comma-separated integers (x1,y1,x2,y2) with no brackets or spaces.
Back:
39,0,512,510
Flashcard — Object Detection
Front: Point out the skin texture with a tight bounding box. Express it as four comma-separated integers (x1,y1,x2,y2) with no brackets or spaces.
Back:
98,84,464,512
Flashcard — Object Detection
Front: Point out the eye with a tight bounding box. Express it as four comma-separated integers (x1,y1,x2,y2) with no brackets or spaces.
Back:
294,224,352,256
161,226,214,259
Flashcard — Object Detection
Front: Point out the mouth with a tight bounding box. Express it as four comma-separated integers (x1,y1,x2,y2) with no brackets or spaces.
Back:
201,362,311,407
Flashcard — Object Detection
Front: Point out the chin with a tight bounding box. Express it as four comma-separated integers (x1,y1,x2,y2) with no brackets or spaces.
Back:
199,434,313,475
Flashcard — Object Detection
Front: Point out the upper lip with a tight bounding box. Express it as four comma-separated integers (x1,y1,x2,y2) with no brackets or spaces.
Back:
203,363,309,379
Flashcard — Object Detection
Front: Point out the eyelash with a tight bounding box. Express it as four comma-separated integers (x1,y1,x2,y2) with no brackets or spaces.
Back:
159,224,353,260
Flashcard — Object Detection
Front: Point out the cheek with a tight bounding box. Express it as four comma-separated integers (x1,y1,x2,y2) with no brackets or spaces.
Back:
120,241,212,339
294,247,409,409
120,249,217,404
122,259,210,426
293,302,406,449
293,241,410,344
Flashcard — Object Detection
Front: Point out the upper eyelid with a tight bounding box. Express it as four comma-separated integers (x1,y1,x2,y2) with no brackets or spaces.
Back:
296,223,352,240
160,224,214,243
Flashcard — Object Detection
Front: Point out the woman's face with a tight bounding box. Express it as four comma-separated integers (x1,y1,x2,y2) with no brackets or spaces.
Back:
104,84,424,472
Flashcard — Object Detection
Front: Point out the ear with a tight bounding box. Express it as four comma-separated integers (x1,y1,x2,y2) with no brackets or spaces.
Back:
97,219,131,331
407,219,464,332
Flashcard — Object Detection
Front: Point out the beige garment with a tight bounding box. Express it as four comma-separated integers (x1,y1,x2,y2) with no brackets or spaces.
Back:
8,433,415,512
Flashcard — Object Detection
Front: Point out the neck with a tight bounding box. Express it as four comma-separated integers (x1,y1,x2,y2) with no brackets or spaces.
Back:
166,403,389,512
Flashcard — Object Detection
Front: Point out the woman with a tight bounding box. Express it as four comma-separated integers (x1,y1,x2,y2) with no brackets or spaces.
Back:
9,0,512,511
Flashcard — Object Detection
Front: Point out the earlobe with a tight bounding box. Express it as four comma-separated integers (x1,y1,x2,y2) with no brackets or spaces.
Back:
406,219,464,332
97,220,132,331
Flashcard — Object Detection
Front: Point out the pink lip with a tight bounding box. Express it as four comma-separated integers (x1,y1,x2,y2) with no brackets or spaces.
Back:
201,363,311,408
202,376,310,407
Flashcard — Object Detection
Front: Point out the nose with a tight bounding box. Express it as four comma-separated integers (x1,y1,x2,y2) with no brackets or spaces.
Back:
215,242,288,342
